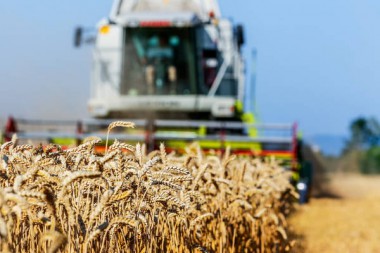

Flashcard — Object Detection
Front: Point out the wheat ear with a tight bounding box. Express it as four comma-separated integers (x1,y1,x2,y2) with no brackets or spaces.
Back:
105,121,135,152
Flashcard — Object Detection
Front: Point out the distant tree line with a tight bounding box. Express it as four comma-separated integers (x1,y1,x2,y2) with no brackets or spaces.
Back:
344,117,380,174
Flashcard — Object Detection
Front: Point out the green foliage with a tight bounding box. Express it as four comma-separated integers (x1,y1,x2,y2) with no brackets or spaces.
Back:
344,116,380,174
344,117,380,152
360,146,380,174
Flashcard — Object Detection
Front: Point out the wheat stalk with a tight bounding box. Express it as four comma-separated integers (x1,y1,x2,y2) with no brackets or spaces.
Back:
0,139,297,253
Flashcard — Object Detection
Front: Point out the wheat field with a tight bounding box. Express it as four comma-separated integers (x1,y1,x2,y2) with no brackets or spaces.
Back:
0,122,298,253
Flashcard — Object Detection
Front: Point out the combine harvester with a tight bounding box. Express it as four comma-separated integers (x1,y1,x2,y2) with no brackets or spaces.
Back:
2,0,312,202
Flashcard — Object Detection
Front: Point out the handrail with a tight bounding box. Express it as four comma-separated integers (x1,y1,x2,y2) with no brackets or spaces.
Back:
155,119,294,130
12,118,294,130
13,118,147,127
15,132,145,142
207,60,228,97
154,132,293,144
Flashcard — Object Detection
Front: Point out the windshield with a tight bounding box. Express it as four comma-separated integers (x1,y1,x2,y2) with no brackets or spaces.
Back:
120,27,197,96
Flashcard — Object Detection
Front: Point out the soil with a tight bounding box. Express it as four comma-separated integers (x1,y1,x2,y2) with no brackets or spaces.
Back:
289,173,380,253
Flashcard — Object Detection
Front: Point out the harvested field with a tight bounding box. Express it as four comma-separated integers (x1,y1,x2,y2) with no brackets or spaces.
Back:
290,174,380,253
0,122,298,253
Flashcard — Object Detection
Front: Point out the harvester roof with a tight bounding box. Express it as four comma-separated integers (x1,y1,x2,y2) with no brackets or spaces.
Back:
111,0,221,24
113,11,202,27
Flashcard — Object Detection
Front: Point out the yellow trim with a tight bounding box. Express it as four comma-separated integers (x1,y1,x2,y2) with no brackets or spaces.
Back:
240,111,261,150
235,100,244,114
51,138,76,146
292,172,300,182
198,125,206,137
164,140,263,152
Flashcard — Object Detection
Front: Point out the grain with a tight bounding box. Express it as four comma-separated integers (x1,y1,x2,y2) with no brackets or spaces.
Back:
0,121,297,253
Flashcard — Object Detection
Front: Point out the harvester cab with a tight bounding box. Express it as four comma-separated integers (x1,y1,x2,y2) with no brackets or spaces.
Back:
82,0,245,120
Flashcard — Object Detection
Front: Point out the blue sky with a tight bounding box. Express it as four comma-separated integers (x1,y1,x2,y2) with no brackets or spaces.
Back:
1,0,380,137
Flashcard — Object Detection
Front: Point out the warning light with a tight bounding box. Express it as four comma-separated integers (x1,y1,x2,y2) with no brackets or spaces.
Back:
99,25,110,34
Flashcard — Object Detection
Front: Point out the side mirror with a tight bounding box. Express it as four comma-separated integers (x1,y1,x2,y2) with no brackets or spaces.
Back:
74,27,83,48
236,24,245,48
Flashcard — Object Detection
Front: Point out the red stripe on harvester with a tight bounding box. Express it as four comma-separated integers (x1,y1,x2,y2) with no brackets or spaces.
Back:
139,21,172,27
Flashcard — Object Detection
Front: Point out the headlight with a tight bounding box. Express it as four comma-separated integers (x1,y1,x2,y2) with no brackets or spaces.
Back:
297,182,306,191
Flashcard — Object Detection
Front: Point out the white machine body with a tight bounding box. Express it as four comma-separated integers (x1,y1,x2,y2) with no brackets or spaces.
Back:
88,0,245,119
